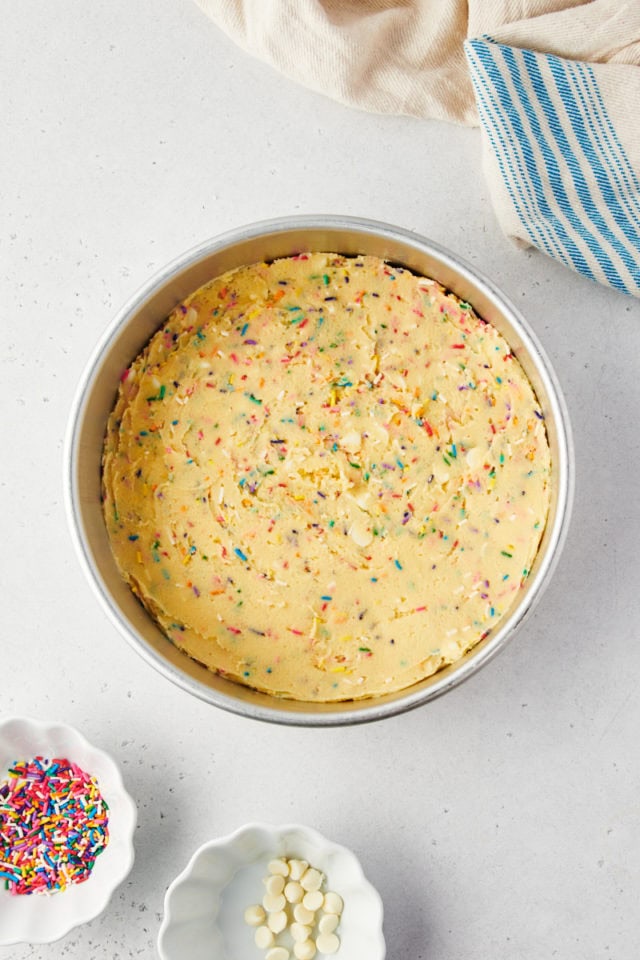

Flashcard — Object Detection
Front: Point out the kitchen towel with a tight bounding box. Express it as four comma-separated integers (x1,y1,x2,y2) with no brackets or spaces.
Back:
195,0,640,296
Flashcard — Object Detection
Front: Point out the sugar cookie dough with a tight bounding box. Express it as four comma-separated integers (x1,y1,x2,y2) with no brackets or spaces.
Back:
102,253,550,701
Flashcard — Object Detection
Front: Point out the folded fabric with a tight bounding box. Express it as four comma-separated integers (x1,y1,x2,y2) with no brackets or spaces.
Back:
466,2,640,296
195,0,640,296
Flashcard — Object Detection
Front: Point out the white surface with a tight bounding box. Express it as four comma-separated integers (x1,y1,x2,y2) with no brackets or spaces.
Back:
1,1,639,958
0,718,136,945
157,823,384,960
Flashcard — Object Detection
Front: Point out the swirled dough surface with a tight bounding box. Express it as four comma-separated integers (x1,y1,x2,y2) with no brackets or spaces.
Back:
103,254,550,701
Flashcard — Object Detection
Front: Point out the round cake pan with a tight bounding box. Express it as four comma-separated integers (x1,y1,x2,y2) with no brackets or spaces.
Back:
64,216,574,726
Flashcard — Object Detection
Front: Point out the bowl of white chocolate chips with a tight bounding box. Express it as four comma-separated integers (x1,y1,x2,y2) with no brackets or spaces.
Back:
157,822,385,960
66,216,573,725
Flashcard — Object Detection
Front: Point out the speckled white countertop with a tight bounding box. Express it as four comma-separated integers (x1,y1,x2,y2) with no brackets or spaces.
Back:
2,2,640,958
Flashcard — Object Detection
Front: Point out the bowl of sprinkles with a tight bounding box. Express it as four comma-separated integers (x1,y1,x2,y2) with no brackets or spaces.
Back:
157,822,385,960
0,717,136,945
66,215,573,725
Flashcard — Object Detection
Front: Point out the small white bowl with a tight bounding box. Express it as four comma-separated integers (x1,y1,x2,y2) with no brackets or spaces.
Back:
158,822,386,960
0,716,137,945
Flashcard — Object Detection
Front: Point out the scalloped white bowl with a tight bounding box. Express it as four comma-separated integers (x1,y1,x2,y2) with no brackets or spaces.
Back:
158,822,386,960
0,716,137,945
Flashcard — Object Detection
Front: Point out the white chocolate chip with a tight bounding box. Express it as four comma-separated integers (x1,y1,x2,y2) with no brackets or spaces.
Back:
294,941,317,960
367,419,389,446
350,487,371,510
302,889,323,911
316,932,340,955
348,517,373,547
465,446,484,470
290,922,312,942
255,925,275,949
244,904,266,926
300,867,323,892
265,874,286,895
263,892,286,913
284,880,304,903
318,913,339,934
268,858,290,877
267,910,288,934
288,859,308,881
266,948,290,960
248,857,342,957
341,429,361,453
323,892,343,915
432,463,449,483
293,903,315,925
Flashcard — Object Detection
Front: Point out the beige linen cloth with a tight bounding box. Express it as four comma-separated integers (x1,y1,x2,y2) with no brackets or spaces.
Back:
195,0,640,295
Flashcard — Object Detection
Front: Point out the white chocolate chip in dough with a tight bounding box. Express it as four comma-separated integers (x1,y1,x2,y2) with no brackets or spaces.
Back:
348,518,373,547
340,429,361,453
255,926,275,949
323,892,343,915
302,890,323,911
432,463,450,484
465,446,484,470
366,419,389,446
244,904,266,926
316,932,340,955
294,941,317,960
268,858,290,877
349,487,371,510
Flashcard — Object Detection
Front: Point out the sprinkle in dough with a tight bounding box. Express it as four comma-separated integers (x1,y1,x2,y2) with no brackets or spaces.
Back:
103,253,551,702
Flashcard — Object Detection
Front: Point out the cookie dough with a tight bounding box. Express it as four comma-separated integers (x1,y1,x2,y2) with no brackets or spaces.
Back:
102,253,550,701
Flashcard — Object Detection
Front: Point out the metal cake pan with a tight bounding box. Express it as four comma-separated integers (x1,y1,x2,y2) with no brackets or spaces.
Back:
64,216,574,725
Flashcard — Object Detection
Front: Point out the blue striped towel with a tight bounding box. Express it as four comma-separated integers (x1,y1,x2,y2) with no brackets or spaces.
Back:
465,34,640,296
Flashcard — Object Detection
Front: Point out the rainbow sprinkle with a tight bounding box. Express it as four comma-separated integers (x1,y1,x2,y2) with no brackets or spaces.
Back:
0,757,109,895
